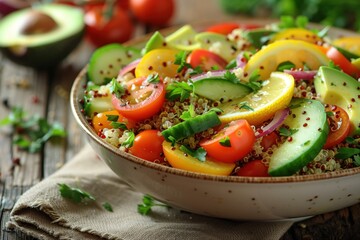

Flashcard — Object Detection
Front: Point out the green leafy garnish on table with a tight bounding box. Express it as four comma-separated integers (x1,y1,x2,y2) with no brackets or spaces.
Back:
58,183,96,203
102,202,114,212
0,107,66,153
137,194,168,215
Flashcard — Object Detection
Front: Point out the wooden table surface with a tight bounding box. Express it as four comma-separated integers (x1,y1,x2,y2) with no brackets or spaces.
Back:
0,0,359,239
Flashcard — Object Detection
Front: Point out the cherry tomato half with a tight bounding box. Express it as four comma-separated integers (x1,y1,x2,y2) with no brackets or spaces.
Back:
326,47,360,78
129,0,174,26
237,160,269,177
111,76,165,121
129,130,165,163
323,105,351,149
205,22,240,35
92,110,136,134
187,49,228,72
84,3,134,47
200,119,256,163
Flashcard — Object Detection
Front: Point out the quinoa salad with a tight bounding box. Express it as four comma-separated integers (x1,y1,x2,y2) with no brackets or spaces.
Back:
81,17,360,177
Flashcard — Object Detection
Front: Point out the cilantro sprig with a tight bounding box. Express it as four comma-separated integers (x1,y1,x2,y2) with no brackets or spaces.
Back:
121,130,135,148
174,50,191,73
166,81,193,102
110,78,125,99
279,126,298,137
137,194,169,215
179,145,207,162
0,107,66,153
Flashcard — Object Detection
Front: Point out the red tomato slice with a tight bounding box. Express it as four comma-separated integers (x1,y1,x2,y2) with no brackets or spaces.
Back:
206,22,240,35
187,49,228,72
326,47,360,78
129,130,165,163
323,105,351,149
112,76,165,121
236,160,269,177
92,110,136,134
200,119,256,163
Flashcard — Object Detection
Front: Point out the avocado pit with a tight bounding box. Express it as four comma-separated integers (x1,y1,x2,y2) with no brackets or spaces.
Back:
20,10,58,35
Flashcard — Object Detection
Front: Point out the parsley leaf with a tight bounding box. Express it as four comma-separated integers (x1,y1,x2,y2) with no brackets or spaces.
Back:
180,104,196,120
137,194,168,215
102,202,114,212
335,147,360,159
225,59,237,69
245,69,262,92
189,66,203,76
110,122,128,130
121,130,135,148
174,51,191,73
219,136,231,147
146,73,160,84
238,101,254,111
179,145,207,162
223,71,239,84
110,78,125,99
58,183,95,203
106,115,119,122
166,81,193,102
279,127,298,137
0,107,66,153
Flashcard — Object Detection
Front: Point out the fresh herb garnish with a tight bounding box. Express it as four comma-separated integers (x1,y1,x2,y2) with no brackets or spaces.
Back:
238,101,254,111
180,104,196,120
110,122,128,130
137,194,168,215
174,50,191,73
0,107,66,153
121,130,135,148
277,61,296,71
166,81,193,102
102,202,114,212
209,107,224,113
58,183,95,203
110,78,125,99
328,61,342,71
219,136,231,147
279,127,298,137
326,111,335,117
223,71,239,84
179,145,207,162
106,115,119,122
189,66,203,76
225,59,237,69
146,73,160,84
335,147,360,159
245,69,262,92
354,155,360,167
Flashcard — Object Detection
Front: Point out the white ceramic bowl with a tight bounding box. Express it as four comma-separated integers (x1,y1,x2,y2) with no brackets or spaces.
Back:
71,20,360,221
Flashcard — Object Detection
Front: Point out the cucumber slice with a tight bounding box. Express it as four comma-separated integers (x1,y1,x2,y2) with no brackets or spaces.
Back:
161,111,221,142
193,77,252,102
84,84,113,118
88,43,141,85
268,98,329,176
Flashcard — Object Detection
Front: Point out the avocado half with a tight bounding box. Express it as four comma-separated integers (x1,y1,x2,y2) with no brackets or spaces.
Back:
0,4,85,69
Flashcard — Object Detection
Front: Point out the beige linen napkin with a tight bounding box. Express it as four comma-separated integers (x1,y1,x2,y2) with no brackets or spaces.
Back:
8,144,294,240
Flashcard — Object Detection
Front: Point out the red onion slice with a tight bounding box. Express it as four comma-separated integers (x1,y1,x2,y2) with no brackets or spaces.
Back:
284,69,317,81
255,108,290,138
236,52,247,69
118,58,141,77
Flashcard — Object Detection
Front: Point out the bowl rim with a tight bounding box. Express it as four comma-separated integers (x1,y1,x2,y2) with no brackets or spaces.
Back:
70,19,360,184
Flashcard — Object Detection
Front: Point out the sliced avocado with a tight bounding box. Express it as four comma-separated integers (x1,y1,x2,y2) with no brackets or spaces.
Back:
165,25,200,51
0,4,84,68
268,98,329,176
192,77,252,102
142,31,167,55
314,66,360,136
194,32,238,62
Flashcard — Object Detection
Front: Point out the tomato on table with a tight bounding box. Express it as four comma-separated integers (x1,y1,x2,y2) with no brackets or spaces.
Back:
237,160,269,177
112,76,165,121
187,49,228,72
323,105,351,149
84,2,134,47
129,130,165,163
129,0,174,26
200,119,256,163
326,47,360,78
92,110,136,134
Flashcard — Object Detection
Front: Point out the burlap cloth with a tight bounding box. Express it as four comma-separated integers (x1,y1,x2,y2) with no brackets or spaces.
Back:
8,144,294,240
